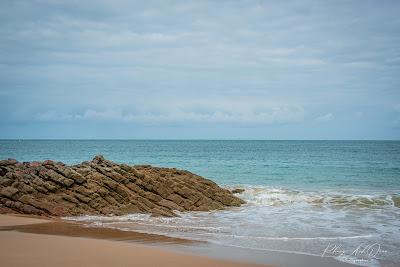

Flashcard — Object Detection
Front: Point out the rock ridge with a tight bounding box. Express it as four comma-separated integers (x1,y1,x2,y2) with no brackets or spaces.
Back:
0,155,245,217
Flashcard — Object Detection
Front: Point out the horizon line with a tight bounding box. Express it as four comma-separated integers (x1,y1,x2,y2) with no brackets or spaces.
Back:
0,139,399,141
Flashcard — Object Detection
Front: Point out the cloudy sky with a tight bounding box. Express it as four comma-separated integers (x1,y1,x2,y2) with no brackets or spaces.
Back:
1,0,399,139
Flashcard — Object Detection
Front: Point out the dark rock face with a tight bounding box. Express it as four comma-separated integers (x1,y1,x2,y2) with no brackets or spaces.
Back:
231,188,245,194
0,155,245,217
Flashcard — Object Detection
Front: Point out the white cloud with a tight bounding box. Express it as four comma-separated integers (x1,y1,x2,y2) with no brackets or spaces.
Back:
316,113,334,122
33,103,306,126
35,110,74,121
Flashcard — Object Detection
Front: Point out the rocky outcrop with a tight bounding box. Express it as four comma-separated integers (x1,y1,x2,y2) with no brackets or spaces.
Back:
0,155,245,217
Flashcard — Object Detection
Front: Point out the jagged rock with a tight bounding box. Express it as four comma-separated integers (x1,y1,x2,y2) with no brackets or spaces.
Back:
39,169,75,187
0,155,245,217
0,177,13,187
1,187,19,198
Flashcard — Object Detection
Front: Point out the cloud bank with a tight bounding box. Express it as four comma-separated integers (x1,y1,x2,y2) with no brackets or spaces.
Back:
1,0,399,139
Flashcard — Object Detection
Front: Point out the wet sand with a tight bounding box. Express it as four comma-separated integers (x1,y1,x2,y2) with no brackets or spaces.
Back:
0,214,267,267
1,220,196,244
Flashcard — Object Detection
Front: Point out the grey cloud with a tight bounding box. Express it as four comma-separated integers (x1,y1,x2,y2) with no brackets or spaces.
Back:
1,0,399,138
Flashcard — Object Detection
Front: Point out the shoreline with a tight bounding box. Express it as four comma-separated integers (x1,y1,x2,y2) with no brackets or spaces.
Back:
0,214,267,267
1,216,197,245
0,214,359,267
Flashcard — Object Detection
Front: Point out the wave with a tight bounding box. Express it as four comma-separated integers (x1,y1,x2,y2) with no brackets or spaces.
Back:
227,185,400,208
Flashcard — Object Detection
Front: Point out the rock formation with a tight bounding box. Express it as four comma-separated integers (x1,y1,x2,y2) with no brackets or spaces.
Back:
0,155,245,217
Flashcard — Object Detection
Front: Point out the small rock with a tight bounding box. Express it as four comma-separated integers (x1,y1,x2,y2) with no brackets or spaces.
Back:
231,188,245,194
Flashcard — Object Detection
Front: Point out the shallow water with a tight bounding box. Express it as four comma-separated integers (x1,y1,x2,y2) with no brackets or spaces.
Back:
1,140,399,266
66,186,400,267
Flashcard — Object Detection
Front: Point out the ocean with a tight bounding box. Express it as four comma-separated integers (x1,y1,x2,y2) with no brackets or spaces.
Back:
1,140,399,266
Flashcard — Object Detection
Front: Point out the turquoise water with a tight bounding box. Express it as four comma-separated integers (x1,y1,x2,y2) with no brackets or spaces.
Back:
1,140,399,189
1,140,400,266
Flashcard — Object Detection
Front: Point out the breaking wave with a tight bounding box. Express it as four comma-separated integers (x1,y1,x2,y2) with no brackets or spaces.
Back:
229,186,400,209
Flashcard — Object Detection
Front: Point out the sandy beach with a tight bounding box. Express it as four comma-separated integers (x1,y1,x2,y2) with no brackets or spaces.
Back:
0,214,267,267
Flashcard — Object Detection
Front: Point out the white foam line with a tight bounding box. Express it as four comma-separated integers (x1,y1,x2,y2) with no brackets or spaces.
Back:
101,221,228,231
190,232,375,241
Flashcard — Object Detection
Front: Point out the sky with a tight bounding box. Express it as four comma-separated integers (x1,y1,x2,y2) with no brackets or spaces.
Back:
0,0,399,139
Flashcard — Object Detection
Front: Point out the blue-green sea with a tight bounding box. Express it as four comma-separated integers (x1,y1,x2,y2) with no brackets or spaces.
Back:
1,140,399,189
1,140,399,266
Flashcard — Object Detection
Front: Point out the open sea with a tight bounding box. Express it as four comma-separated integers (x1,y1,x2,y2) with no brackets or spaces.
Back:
1,140,399,266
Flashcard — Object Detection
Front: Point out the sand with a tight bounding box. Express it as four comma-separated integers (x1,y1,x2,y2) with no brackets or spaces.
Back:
0,214,51,227
0,214,266,267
